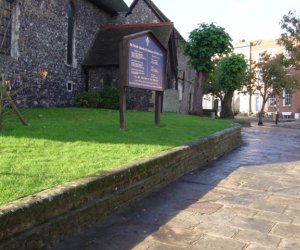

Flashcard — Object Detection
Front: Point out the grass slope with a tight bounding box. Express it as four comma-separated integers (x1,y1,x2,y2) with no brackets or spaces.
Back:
0,108,233,205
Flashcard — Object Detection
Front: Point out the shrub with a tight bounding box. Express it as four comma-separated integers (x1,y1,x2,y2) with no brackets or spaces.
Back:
75,91,102,108
100,88,120,110
75,88,119,109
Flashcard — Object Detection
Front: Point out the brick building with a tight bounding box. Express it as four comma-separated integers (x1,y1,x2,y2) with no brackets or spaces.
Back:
0,0,195,112
234,38,300,119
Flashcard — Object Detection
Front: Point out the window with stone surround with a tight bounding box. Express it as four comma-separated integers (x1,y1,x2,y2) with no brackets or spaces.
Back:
67,81,74,92
0,0,12,54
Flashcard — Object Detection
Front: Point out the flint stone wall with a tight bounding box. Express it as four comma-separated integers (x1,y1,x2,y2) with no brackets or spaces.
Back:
125,0,161,24
3,0,119,107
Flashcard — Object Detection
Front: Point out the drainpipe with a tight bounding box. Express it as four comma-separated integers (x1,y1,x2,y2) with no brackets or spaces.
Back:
249,42,253,115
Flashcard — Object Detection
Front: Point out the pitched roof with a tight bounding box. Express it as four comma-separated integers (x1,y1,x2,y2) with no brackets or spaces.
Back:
82,22,174,67
88,0,129,14
127,0,170,22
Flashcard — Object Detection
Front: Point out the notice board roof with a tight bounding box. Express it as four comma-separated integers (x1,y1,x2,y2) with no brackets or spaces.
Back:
82,22,174,67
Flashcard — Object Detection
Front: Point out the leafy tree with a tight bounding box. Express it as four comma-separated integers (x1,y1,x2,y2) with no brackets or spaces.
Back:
206,54,247,118
278,10,300,68
184,23,232,115
255,51,299,125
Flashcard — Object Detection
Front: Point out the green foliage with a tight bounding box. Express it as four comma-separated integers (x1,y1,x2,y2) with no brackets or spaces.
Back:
205,54,247,119
184,23,233,73
183,23,233,115
207,54,247,96
75,88,120,110
99,88,120,110
278,10,300,68
0,108,233,204
75,91,102,108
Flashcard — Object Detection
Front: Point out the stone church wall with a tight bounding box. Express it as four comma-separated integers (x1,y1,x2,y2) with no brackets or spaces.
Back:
2,0,119,107
125,0,161,24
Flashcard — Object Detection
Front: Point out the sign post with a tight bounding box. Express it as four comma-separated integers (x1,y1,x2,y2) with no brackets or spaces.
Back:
119,31,166,131
119,85,126,130
155,91,162,127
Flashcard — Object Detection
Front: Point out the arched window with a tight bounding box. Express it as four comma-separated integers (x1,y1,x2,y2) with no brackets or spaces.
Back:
67,1,75,65
0,0,13,54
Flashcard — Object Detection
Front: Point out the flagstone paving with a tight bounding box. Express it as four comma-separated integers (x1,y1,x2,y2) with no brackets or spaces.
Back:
53,125,300,250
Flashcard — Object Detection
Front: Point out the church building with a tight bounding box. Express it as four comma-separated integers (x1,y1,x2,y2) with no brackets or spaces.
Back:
0,0,195,112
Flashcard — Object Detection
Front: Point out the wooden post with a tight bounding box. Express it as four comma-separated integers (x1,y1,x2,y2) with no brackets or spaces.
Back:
0,86,3,132
0,76,28,130
120,86,126,131
5,90,28,126
119,36,128,132
155,91,161,128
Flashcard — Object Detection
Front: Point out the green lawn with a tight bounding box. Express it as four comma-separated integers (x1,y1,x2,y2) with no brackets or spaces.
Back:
0,108,233,205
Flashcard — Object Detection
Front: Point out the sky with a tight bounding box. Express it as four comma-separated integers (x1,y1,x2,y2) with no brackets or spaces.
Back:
123,0,299,43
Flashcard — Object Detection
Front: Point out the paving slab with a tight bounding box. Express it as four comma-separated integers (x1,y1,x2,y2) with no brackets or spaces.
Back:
278,239,300,250
254,210,293,224
150,224,201,247
53,125,300,250
245,243,276,250
271,223,300,240
230,216,275,233
192,234,246,250
235,229,281,248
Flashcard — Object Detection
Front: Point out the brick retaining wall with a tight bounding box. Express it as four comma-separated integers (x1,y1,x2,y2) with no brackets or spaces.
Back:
0,125,241,250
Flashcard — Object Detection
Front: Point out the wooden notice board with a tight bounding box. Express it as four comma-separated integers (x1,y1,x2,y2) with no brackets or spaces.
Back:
119,31,167,130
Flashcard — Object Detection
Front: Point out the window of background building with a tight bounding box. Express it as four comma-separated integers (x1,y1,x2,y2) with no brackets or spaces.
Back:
0,0,12,54
269,95,276,106
283,89,292,106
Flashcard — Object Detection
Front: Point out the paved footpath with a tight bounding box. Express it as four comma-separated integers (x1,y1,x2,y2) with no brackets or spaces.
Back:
53,125,300,250
275,121,300,130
